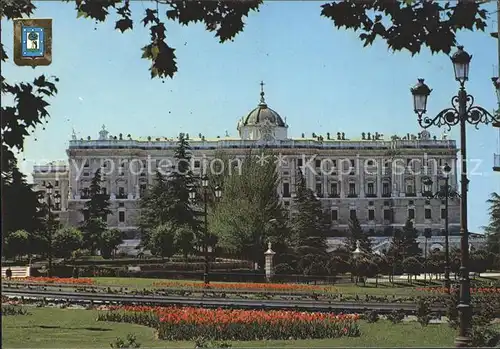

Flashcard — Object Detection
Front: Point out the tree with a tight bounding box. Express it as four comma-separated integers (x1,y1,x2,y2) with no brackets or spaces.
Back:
403,256,423,283
210,150,290,267
52,227,83,259
166,133,200,242
99,229,123,259
4,230,30,260
80,169,112,254
289,169,329,275
401,218,421,258
138,170,170,248
80,218,107,255
2,167,47,258
82,169,112,220
345,215,372,254
148,223,176,259
484,193,500,255
371,254,388,287
4,1,487,81
351,257,378,286
2,3,59,252
174,225,195,260
423,228,432,282
470,249,491,277
327,255,349,276
387,228,405,282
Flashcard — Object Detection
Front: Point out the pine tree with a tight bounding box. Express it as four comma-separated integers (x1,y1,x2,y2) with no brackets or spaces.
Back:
290,169,328,258
2,167,43,245
345,215,372,254
138,170,170,247
485,192,500,255
401,218,421,258
166,133,200,243
82,169,112,220
80,169,112,254
210,150,290,267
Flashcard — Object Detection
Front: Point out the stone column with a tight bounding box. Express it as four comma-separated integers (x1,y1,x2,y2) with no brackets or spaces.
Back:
377,158,382,197
264,242,276,282
359,157,365,198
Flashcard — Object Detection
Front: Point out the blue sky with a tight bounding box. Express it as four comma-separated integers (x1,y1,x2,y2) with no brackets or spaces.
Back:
2,1,499,232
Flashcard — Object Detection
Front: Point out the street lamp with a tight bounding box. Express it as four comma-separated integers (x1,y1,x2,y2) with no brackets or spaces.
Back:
410,46,499,347
189,176,222,285
492,77,500,108
422,163,456,292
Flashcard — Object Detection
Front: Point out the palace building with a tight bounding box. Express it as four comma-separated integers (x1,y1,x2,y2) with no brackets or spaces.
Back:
33,83,461,241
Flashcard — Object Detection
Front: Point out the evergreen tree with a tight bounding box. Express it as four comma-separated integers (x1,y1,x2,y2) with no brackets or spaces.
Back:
290,169,328,266
2,167,44,254
99,229,123,259
210,150,290,267
166,133,200,242
82,169,112,220
345,215,372,254
52,227,83,259
401,218,421,258
80,169,112,254
484,192,500,255
138,170,170,247
148,223,177,259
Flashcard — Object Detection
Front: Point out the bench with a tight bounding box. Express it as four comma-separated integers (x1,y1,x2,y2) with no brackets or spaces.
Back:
1,266,30,278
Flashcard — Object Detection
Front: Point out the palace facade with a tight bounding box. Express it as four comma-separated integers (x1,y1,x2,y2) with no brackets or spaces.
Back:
33,84,461,240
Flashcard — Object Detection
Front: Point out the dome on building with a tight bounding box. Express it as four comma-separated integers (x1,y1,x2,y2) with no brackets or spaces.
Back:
239,82,286,128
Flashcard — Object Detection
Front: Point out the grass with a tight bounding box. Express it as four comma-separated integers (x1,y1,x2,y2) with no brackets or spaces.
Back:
2,307,457,348
91,277,438,296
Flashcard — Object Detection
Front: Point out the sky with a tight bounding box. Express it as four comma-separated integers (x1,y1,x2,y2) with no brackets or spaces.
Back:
2,1,500,233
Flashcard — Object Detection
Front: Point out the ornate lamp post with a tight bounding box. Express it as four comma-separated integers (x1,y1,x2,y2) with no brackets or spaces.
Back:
422,163,457,292
189,175,222,285
410,46,499,347
492,77,500,114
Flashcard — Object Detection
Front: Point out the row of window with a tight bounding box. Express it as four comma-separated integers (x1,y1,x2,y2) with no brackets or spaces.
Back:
283,182,404,198
298,158,448,168
79,185,148,199
40,180,60,187
82,210,126,222
81,156,448,174
330,207,446,222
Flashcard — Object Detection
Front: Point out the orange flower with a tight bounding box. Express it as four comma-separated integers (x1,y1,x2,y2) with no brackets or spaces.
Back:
152,281,331,292
14,277,94,285
105,305,359,326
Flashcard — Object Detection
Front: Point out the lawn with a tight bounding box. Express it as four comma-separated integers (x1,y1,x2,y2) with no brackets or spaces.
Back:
91,277,438,296
2,307,457,348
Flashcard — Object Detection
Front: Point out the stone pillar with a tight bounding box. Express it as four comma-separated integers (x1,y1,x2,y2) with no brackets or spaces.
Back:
264,242,276,282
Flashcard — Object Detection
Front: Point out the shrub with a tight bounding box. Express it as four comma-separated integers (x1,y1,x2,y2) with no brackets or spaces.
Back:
110,334,140,348
416,298,431,327
363,310,379,323
386,309,405,324
1,305,30,316
470,326,500,347
194,336,232,348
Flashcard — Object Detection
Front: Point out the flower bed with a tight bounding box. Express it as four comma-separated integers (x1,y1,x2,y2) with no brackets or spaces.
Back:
152,280,330,292
98,305,360,340
417,287,500,294
4,277,94,285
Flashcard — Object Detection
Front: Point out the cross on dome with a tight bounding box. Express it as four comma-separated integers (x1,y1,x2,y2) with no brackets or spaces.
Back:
260,80,266,105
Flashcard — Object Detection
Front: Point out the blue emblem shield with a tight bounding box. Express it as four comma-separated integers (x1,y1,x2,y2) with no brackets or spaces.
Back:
21,26,45,57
